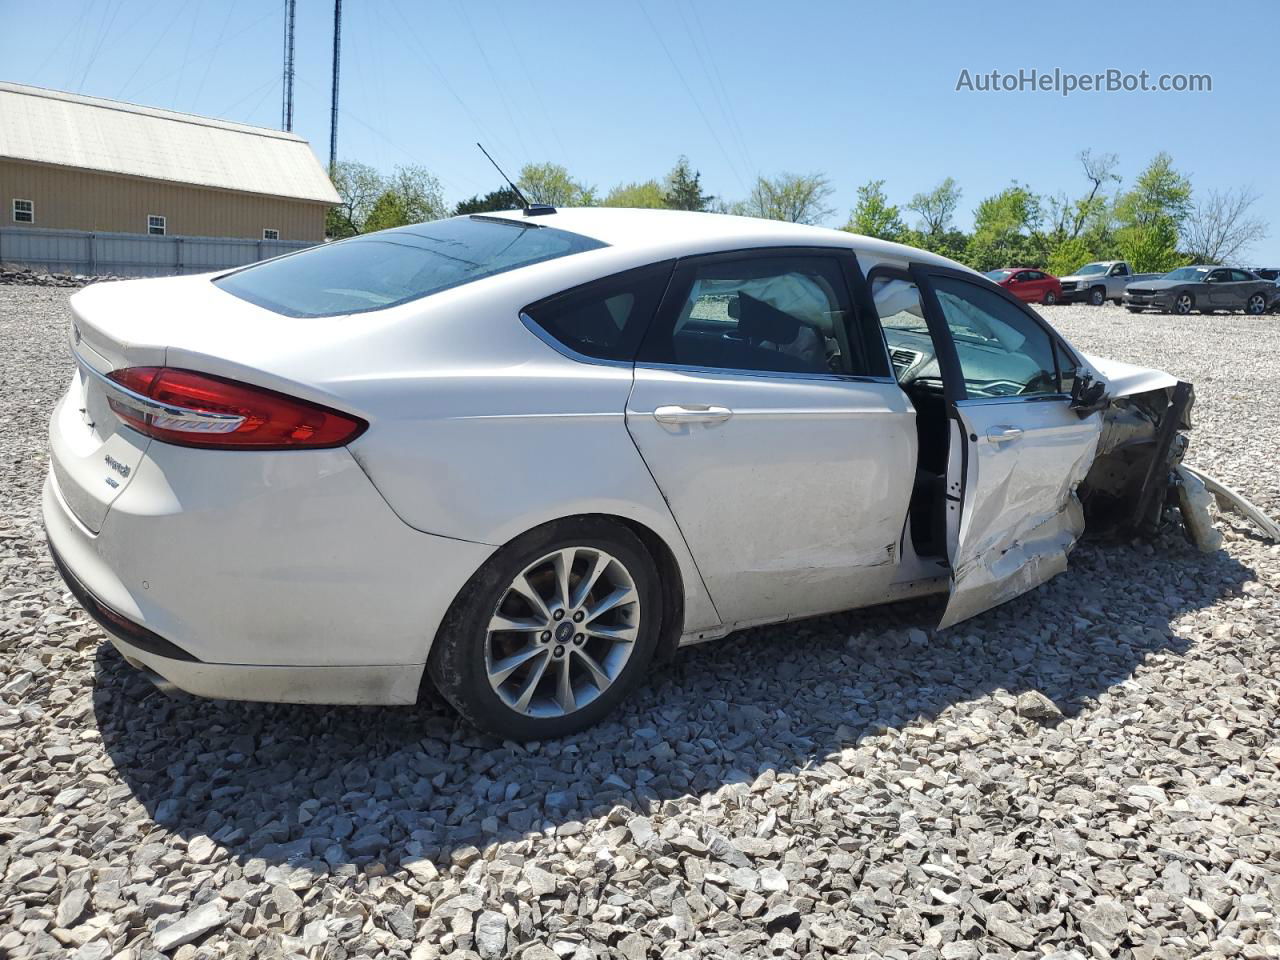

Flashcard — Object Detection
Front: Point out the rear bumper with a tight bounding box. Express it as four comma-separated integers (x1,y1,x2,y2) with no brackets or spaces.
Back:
42,441,496,705
48,532,422,704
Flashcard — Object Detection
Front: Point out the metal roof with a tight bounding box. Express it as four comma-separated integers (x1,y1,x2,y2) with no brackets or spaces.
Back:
0,82,340,204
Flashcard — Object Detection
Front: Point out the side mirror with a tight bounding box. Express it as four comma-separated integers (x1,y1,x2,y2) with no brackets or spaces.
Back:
1070,371,1108,416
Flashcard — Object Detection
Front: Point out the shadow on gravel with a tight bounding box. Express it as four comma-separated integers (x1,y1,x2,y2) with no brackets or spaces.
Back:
93,532,1254,872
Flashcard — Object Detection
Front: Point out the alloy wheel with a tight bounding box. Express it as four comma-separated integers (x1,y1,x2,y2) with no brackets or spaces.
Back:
1175,294,1193,315
1247,294,1266,315
484,546,641,717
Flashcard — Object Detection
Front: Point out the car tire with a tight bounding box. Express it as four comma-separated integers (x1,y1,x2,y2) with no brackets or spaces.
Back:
1041,290,1058,305
1246,293,1267,315
1173,293,1194,315
1088,287,1106,306
426,517,662,740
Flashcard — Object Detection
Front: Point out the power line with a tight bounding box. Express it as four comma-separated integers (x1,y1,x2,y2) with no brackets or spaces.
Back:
192,0,239,108
495,3,568,162
126,6,275,104
634,0,748,193
386,0,517,163
296,75,488,196
454,0,531,162
77,0,127,92
172,0,203,107
118,0,192,100
684,2,756,179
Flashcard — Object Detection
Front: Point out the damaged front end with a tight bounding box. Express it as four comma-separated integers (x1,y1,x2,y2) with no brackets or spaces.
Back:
1078,359,1278,549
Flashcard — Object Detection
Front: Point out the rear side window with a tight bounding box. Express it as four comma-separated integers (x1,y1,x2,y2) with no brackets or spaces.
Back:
215,216,606,317
523,262,674,362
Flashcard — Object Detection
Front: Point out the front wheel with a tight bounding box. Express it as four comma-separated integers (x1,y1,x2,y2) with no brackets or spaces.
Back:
427,518,662,739
1088,287,1106,306
1173,292,1195,315
1246,293,1267,315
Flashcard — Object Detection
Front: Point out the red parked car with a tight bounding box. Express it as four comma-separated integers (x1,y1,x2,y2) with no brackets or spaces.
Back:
985,267,1063,305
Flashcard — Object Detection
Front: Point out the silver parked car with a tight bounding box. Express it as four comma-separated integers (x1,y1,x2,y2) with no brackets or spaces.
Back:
1124,266,1278,315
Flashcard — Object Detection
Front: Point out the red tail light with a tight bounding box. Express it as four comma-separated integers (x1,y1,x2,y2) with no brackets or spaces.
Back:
104,367,367,449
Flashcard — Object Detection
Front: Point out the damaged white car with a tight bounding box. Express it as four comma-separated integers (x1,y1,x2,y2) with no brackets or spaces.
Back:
43,208,1273,739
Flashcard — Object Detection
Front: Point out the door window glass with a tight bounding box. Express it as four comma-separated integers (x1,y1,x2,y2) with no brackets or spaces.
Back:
641,256,866,375
1230,269,1252,282
871,275,930,381
932,276,1060,398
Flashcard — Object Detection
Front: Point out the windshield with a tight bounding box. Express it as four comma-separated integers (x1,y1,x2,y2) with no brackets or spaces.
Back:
1163,267,1210,281
1074,263,1108,276
985,270,1012,281
214,217,607,317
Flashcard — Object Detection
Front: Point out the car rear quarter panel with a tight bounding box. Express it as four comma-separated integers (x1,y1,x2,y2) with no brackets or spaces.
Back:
338,261,724,634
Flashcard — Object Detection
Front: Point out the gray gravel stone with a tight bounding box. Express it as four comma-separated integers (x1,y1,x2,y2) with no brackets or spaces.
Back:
2,290,1279,959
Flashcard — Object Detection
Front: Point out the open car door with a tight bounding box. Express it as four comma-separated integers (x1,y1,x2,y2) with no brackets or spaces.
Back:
909,265,1104,629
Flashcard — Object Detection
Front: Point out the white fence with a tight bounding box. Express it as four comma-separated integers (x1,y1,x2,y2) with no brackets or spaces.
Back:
0,226,315,278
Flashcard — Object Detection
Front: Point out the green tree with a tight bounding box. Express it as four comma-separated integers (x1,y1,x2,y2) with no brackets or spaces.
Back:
362,190,411,233
907,177,962,238
740,172,834,224
1114,152,1192,230
662,156,713,211
844,179,906,241
386,165,447,224
965,183,1044,270
454,186,524,215
1046,235,1097,278
326,160,384,238
603,179,667,209
517,162,597,206
1115,219,1185,274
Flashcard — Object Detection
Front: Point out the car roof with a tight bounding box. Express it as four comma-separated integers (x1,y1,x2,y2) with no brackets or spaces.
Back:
479,206,970,273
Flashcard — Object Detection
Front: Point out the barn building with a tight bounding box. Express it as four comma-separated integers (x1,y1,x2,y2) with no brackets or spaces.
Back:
0,82,338,244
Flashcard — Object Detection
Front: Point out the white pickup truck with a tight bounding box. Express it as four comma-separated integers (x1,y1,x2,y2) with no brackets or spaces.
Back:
1058,261,1163,305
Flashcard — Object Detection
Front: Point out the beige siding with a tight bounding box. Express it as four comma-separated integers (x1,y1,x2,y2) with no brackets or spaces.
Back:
1,159,328,241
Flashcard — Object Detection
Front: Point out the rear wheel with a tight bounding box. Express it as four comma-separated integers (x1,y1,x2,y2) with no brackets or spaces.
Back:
427,518,662,739
1088,287,1106,306
1041,290,1058,305
1173,292,1194,315
1246,293,1267,315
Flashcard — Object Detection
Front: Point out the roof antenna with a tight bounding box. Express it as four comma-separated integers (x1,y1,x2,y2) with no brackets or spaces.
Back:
476,143,555,217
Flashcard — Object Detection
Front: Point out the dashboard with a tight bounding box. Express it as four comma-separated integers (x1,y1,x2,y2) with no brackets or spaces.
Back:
884,327,1048,398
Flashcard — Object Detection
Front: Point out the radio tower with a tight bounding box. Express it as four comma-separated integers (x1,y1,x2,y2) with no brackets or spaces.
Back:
280,0,296,131
329,0,342,172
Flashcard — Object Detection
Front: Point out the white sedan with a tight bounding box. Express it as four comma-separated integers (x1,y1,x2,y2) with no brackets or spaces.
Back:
45,207,1198,738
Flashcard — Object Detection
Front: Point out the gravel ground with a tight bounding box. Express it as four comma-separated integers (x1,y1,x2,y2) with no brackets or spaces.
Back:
1,285,1278,960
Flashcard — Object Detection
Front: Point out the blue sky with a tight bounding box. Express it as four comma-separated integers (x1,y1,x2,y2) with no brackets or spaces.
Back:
5,0,1278,262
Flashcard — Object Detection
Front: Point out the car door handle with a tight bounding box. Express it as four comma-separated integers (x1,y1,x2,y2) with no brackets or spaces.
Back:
986,425,1023,444
653,404,733,425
